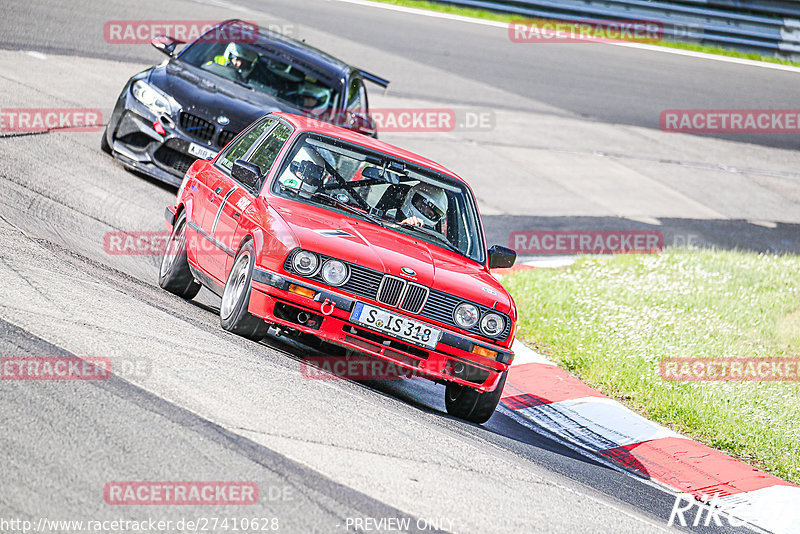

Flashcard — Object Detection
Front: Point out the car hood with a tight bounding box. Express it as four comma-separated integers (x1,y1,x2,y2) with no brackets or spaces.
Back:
148,61,302,134
270,199,513,314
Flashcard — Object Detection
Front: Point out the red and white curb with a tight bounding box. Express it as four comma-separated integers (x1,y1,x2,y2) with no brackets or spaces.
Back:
500,341,800,533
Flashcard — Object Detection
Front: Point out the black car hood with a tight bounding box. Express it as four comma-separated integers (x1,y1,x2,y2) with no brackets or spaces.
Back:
148,60,302,133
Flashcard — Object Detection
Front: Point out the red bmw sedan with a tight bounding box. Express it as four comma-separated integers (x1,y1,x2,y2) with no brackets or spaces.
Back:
160,112,517,423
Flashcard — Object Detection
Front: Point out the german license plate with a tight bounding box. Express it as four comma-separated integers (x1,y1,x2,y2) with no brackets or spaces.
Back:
188,142,217,160
350,302,441,350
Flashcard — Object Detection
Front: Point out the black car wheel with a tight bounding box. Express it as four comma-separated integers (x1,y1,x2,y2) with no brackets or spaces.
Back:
445,371,507,424
220,240,268,341
158,211,201,299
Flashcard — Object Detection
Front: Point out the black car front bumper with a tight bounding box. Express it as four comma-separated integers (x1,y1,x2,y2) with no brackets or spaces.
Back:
107,94,238,187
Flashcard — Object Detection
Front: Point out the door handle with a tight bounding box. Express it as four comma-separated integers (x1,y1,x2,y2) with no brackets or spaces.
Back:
215,186,223,194
232,212,241,220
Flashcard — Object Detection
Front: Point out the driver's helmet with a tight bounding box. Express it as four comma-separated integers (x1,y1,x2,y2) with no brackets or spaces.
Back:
297,86,331,114
401,183,448,227
224,43,258,76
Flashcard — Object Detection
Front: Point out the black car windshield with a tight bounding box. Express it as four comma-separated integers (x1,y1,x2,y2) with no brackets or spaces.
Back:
271,134,485,264
180,42,339,117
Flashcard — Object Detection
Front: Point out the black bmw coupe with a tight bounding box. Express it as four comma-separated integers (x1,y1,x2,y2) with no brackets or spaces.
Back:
102,19,388,186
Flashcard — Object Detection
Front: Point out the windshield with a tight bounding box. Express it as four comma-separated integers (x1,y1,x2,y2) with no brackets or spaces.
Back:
271,134,485,263
180,42,340,117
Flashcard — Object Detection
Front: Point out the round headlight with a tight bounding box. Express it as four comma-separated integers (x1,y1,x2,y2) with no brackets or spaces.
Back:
292,250,319,276
454,303,479,329
480,313,505,337
321,260,349,286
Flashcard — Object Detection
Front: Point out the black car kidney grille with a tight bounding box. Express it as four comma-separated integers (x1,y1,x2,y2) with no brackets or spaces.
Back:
180,112,215,144
376,276,405,307
217,129,238,149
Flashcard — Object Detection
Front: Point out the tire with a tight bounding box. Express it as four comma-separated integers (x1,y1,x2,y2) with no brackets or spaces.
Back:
158,211,201,299
445,370,507,424
100,125,112,155
220,240,268,341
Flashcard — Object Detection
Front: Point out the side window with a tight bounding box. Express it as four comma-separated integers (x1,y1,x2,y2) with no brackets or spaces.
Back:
216,118,274,173
249,124,292,178
346,77,365,113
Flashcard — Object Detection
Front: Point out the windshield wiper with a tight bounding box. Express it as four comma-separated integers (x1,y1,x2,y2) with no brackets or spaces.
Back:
310,192,386,228
232,78,253,91
398,222,463,256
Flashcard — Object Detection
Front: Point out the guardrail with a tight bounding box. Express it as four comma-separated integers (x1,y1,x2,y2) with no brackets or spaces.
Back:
431,0,800,59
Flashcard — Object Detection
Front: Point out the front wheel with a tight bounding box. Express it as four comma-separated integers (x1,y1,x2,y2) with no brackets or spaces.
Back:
220,240,268,341
158,211,201,299
445,371,507,424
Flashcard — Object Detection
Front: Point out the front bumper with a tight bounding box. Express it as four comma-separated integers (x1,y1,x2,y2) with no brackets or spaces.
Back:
249,267,514,392
110,108,209,187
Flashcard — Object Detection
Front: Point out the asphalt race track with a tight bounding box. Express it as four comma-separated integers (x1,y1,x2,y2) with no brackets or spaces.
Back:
1,0,798,532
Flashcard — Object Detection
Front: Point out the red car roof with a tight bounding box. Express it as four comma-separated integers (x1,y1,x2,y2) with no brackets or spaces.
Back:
272,112,467,184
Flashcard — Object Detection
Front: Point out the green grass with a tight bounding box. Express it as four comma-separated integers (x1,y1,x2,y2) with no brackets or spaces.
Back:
367,0,800,67
501,250,800,483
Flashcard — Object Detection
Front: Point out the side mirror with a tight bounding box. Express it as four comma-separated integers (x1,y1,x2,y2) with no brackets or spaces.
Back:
350,112,376,137
488,245,516,269
232,159,263,191
151,35,185,57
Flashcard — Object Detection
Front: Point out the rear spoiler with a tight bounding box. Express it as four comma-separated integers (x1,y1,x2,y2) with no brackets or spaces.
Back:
359,69,390,88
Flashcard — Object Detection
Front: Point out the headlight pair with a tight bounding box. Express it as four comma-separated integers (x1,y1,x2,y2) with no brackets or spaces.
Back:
454,302,505,338
291,251,349,286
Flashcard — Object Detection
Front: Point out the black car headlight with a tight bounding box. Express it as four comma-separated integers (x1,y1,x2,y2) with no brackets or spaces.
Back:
292,251,320,276
131,80,171,116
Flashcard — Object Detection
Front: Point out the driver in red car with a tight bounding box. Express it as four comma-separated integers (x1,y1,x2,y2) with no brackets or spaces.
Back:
398,183,448,229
